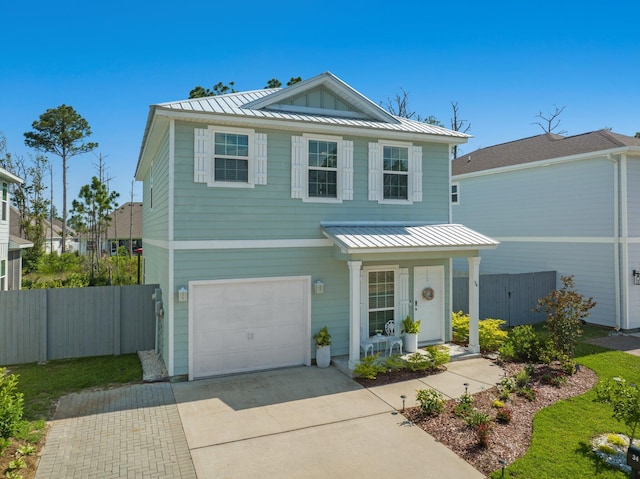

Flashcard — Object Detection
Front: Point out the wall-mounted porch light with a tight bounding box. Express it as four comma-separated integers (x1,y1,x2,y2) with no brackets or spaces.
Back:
178,286,188,302
314,280,325,294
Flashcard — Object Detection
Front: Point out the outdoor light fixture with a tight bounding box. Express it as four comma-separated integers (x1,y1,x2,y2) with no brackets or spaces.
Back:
314,280,324,294
178,286,188,302
400,394,407,412
464,383,470,395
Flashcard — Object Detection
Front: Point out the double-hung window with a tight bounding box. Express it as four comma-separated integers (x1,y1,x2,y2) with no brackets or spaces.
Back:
451,182,459,204
368,141,422,204
368,270,395,335
214,132,249,183
194,126,268,187
308,140,338,198
383,145,409,200
291,134,353,202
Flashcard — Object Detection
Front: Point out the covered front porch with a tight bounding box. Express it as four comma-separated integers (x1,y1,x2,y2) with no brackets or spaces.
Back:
321,223,499,369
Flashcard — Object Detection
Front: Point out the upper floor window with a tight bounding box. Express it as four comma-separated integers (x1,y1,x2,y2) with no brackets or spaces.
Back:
1,182,7,222
308,140,338,198
451,182,459,204
291,134,353,202
383,145,409,200
368,141,422,204
194,127,267,188
214,132,249,183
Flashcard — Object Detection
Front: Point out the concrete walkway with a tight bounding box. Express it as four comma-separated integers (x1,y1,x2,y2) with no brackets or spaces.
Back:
35,358,505,479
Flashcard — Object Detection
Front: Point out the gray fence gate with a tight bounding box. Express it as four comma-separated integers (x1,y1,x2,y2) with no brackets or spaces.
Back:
0,284,158,366
453,271,556,327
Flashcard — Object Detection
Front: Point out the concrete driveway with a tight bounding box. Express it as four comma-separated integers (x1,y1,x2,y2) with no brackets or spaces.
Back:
36,359,504,478
172,363,497,479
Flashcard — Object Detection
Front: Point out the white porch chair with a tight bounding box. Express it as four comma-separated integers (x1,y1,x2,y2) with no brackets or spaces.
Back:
384,320,403,355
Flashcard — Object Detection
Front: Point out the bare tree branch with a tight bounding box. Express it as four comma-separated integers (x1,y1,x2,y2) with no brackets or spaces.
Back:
533,105,567,135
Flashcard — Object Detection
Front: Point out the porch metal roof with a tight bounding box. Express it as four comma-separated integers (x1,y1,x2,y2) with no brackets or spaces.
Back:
321,223,499,254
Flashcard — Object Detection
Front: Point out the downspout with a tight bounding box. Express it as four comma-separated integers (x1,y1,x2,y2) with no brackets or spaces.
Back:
448,143,453,224
608,154,621,330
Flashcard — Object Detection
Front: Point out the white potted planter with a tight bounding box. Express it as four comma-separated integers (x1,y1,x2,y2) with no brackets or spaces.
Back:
313,326,332,368
401,315,421,353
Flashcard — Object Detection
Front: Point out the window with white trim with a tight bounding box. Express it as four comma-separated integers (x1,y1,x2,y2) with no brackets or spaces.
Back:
451,182,459,204
194,126,267,187
383,145,409,200
368,270,395,335
1,182,7,222
368,141,422,204
0,259,5,290
291,134,353,202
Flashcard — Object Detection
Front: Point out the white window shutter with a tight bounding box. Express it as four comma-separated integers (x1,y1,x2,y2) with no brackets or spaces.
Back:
254,133,268,185
368,142,382,201
291,136,306,199
412,145,423,202
194,128,211,183
342,140,354,201
397,268,410,323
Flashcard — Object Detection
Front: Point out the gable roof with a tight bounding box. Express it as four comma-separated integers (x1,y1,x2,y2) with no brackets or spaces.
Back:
137,72,469,178
105,202,142,239
452,130,640,176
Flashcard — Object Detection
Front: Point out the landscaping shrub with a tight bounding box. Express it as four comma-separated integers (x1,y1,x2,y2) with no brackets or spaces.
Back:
534,275,596,358
498,324,543,363
416,389,445,416
0,368,24,439
495,407,512,424
424,345,450,367
451,311,508,352
353,355,386,380
405,353,431,371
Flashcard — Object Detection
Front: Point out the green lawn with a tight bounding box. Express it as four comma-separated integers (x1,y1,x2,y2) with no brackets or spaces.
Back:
7,354,142,421
493,326,639,478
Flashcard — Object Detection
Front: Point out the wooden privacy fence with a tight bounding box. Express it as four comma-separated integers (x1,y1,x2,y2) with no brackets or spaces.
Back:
0,284,158,366
453,271,556,327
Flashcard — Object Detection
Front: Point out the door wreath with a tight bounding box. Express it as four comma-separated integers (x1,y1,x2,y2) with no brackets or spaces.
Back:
422,287,435,301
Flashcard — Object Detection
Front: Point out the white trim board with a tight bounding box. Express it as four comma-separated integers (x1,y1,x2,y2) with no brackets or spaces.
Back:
143,238,333,250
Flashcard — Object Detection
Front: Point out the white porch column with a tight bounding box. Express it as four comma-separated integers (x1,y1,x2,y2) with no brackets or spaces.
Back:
348,260,362,369
468,256,481,353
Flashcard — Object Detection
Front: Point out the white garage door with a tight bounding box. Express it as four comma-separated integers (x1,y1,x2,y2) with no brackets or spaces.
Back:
189,276,311,379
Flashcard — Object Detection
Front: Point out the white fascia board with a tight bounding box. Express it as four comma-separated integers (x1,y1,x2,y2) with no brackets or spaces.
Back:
153,108,466,145
144,237,333,250
452,146,640,180
0,167,23,184
339,244,499,255
496,236,615,243
136,110,169,180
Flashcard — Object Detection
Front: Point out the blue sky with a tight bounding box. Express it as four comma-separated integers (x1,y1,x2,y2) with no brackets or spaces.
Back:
1,0,639,212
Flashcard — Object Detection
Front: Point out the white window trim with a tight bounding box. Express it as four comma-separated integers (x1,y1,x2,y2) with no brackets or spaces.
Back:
451,181,460,205
208,126,256,188
372,140,422,205
291,134,353,202
0,259,5,291
194,126,266,189
1,182,7,223
363,264,399,338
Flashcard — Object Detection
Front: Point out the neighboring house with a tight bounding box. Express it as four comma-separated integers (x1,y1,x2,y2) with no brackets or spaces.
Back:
135,72,498,379
452,130,640,330
104,202,142,255
77,202,143,256
1,167,31,290
12,207,75,255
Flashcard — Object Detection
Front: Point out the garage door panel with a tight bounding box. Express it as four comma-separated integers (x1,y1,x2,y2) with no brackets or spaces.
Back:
191,277,310,379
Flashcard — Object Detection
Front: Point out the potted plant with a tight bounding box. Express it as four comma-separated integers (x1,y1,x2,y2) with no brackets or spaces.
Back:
313,326,332,368
402,315,421,353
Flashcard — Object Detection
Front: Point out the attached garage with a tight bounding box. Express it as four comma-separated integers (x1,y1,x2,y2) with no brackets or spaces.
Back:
189,276,311,379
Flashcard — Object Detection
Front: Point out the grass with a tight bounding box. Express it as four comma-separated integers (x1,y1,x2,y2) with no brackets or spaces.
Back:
491,325,638,478
6,354,142,421
1,354,142,479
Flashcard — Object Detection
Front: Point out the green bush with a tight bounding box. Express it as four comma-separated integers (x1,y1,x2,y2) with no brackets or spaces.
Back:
353,355,386,380
499,325,543,363
0,368,24,439
466,410,491,429
495,407,512,424
424,345,450,368
451,311,508,352
416,389,445,416
405,353,431,372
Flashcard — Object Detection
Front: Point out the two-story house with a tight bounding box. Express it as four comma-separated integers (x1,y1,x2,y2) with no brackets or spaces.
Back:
1,167,29,290
452,130,640,331
135,72,498,379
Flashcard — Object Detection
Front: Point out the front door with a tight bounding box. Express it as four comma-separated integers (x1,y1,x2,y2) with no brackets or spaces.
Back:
413,266,444,343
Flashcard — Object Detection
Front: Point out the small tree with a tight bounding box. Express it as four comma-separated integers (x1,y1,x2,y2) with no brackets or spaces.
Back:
596,377,640,443
534,275,596,358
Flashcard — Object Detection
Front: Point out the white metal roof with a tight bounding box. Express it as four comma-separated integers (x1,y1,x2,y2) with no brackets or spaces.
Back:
155,89,469,138
322,223,499,254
